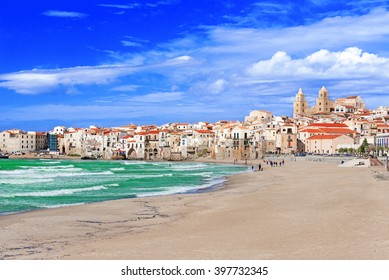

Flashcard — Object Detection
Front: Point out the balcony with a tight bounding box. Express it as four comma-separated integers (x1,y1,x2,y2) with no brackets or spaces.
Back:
159,143,170,148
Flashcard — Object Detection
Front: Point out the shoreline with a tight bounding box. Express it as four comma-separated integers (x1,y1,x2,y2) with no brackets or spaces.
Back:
0,159,250,217
1,160,389,259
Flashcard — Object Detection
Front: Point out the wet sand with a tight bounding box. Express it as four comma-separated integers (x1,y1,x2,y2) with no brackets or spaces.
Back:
1,160,389,260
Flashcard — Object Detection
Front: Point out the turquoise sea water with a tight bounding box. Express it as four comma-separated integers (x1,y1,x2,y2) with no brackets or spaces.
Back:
0,159,248,215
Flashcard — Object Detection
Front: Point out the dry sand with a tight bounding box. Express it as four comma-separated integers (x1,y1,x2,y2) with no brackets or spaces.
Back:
1,160,389,260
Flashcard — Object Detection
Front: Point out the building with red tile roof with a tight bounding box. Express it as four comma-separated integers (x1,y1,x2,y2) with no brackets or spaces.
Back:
306,134,354,154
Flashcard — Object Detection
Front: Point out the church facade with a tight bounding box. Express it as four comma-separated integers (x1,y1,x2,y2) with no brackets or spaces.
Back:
293,86,366,118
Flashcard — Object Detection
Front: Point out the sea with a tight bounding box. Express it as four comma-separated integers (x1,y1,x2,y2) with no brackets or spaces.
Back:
0,159,248,215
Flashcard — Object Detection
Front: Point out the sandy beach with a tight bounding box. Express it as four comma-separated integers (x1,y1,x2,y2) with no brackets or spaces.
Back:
1,159,389,260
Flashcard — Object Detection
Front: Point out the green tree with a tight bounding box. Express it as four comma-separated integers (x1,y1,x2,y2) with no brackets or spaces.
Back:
358,138,369,155
338,147,346,153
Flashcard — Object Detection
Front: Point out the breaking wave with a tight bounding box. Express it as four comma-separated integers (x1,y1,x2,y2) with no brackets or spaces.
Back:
170,163,208,171
3,186,108,197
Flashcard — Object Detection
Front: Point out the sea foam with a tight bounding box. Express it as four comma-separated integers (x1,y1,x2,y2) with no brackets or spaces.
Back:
7,186,108,197
42,203,86,209
170,163,208,171
136,177,226,198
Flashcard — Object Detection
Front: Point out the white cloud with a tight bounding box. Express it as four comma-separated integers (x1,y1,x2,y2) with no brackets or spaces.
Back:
66,87,81,95
99,1,177,10
126,91,183,103
121,41,143,47
0,65,136,94
145,0,179,8
197,8,389,58
207,79,227,94
148,8,389,115
42,10,88,18
160,56,195,68
168,55,193,62
4,7,389,121
111,85,140,92
0,54,194,94
247,47,389,79
121,36,149,48
98,4,140,9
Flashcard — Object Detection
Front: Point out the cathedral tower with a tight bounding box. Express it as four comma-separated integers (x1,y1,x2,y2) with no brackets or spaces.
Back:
293,88,308,117
315,86,332,113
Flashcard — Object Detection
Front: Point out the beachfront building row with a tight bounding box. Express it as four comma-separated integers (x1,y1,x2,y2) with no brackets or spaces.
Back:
0,129,47,154
1,87,388,158
1,111,388,159
45,105,386,159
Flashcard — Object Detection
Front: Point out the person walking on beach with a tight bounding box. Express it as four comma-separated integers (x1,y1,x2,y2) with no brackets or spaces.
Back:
258,163,262,171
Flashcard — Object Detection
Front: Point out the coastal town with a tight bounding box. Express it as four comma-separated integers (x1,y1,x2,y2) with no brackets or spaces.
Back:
1,86,389,160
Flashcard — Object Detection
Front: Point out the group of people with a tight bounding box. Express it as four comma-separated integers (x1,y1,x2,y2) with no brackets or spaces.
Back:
234,158,286,171
250,163,263,171
265,159,285,167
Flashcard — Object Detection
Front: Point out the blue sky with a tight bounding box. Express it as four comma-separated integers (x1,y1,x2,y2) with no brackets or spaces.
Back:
1,0,389,131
